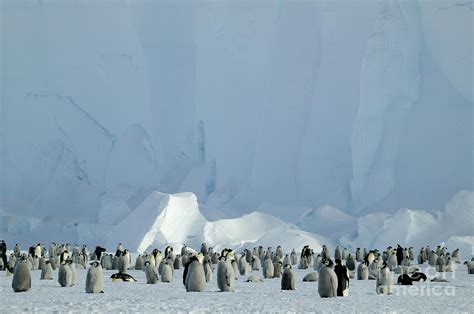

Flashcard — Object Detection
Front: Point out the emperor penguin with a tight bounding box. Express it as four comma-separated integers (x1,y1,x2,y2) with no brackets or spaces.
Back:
86,261,104,293
135,255,143,270
34,243,42,259
275,246,284,259
144,261,159,284
181,244,187,257
211,252,219,265
429,252,438,267
436,254,446,272
302,271,319,282
342,247,349,260
67,259,77,286
274,261,283,278
401,253,411,267
463,261,474,274
217,251,235,292
231,259,239,280
251,255,261,271
345,254,355,271
321,245,329,261
40,261,54,280
60,250,69,264
418,249,425,264
12,257,31,292
161,258,174,283
263,258,274,279
283,254,291,267
451,248,460,263
334,259,349,296
408,247,415,260
164,246,175,262
281,264,296,290
14,243,21,257
313,254,323,271
58,260,73,287
203,256,213,282
200,243,208,255
318,259,338,298
355,248,362,262
387,252,397,270
118,249,130,273
446,257,456,272
185,254,206,292
376,263,393,295
31,255,39,271
257,246,264,260
239,255,250,276
245,249,252,263
101,254,113,270
357,262,369,280
115,243,124,257
173,255,182,269
290,249,298,265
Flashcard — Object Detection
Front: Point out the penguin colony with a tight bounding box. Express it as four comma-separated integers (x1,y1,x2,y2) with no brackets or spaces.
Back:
1,240,472,298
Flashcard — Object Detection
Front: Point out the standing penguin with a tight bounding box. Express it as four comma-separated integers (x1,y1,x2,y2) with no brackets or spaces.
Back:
436,254,446,272
345,254,355,271
161,259,174,283
40,261,54,280
67,259,76,286
217,251,235,292
274,261,283,278
275,246,284,259
281,264,296,290
387,252,397,270
429,252,438,267
334,259,349,296
290,249,298,265
135,255,143,270
185,254,206,292
12,257,31,292
396,245,404,266
318,259,338,298
203,256,213,282
144,261,159,284
263,258,274,279
173,255,182,270
334,246,341,260
118,249,130,273
86,262,104,293
58,260,73,287
376,263,393,295
355,248,362,262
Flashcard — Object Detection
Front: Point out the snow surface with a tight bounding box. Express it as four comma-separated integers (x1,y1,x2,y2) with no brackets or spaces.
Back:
1,0,472,224
0,263,472,312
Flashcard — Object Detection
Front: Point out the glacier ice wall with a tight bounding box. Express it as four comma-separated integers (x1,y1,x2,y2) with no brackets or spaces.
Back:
0,0,472,222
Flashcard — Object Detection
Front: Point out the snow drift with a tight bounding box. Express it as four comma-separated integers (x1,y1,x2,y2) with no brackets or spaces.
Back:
103,191,330,254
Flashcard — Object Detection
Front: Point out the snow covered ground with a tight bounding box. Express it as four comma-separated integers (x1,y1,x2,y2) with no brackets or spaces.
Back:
1,263,472,312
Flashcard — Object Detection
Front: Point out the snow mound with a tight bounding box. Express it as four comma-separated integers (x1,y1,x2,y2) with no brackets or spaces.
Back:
106,192,207,253
204,212,330,253
297,205,357,242
103,191,329,254
372,208,438,248
352,190,474,250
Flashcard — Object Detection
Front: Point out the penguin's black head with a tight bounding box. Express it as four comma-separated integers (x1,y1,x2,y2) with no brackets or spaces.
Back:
284,264,291,269
90,261,100,267
326,259,334,267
